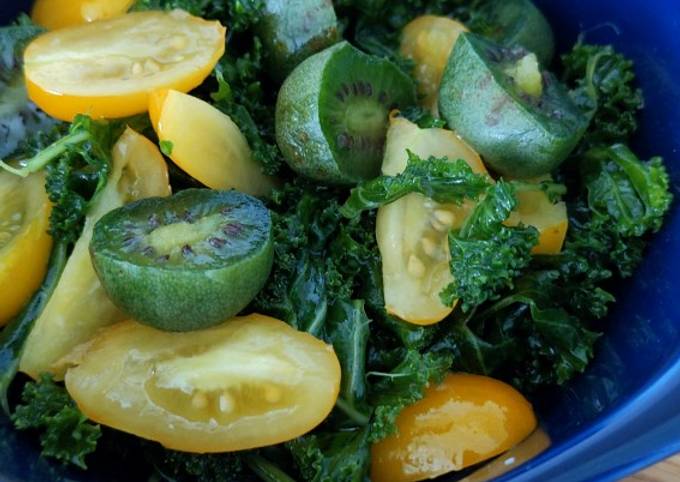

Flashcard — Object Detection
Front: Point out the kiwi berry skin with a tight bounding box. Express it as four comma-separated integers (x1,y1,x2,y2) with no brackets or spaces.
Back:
439,33,588,179
89,189,274,332
480,0,555,66
259,0,340,81
276,41,417,185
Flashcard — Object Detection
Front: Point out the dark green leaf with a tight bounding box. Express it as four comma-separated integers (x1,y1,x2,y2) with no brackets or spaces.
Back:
340,152,490,219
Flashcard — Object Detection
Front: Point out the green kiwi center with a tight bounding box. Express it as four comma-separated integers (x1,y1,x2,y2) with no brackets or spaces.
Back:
146,214,224,256
345,99,388,137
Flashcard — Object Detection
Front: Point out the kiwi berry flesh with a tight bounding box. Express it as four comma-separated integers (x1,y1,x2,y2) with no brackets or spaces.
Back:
90,189,273,332
276,41,417,185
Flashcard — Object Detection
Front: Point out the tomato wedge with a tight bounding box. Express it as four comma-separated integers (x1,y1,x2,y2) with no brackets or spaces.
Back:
64,314,341,453
371,373,537,482
377,115,488,325
20,128,171,380
31,0,134,30
24,10,226,121
0,171,52,326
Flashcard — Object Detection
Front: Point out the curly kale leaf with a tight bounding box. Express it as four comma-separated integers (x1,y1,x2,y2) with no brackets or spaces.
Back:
325,300,371,425
132,0,264,31
11,374,101,469
562,42,644,146
150,449,246,482
288,428,370,482
441,181,539,311
583,144,672,237
340,152,490,219
253,183,375,332
368,349,452,441
436,270,600,390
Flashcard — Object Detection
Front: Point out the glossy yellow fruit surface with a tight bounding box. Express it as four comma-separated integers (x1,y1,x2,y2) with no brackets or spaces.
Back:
0,171,52,326
401,15,468,112
31,0,134,30
24,10,226,121
65,314,341,452
20,128,171,379
377,115,487,325
150,89,275,196
371,373,537,482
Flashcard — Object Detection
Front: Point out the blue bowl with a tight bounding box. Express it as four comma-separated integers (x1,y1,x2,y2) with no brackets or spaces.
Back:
1,1,680,481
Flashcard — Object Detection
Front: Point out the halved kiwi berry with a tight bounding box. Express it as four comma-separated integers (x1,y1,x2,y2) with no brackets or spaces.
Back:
476,0,555,66
90,189,273,332
276,41,417,185
258,0,340,81
439,32,588,178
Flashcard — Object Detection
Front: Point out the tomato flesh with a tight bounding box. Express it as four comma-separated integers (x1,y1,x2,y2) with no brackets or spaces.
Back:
371,373,537,482
31,0,134,30
0,171,52,326
24,10,226,121
64,314,341,453
20,128,171,379
150,89,276,197
377,115,488,325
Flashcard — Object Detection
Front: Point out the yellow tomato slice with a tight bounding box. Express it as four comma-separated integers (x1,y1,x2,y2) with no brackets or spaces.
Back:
24,10,226,121
401,15,468,113
377,115,487,325
150,89,276,197
31,0,134,30
20,128,171,379
0,171,52,326
64,314,341,453
371,373,538,482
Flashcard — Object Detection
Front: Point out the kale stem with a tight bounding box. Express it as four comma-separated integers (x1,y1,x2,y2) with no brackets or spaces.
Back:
244,454,297,482
0,130,90,178
334,397,370,426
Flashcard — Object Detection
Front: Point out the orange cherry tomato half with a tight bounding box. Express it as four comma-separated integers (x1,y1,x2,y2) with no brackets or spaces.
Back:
371,373,538,482
24,10,226,121
31,0,135,30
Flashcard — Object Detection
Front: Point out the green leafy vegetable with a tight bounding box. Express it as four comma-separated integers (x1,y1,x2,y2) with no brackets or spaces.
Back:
288,428,370,482
368,349,452,441
583,144,672,237
340,152,490,219
11,374,101,469
151,449,246,482
441,181,539,311
563,42,644,147
325,300,371,425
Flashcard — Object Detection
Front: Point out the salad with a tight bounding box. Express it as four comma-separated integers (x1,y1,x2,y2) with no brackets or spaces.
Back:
0,0,673,481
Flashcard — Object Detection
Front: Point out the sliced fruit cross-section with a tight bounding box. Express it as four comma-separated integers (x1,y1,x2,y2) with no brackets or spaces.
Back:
19,128,171,380
64,314,341,453
149,89,276,197
24,10,226,121
90,189,274,332
276,41,416,184
377,115,488,325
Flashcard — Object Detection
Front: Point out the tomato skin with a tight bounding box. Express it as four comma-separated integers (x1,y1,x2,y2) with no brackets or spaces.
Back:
371,373,537,482
149,89,276,197
19,128,171,379
0,172,52,326
24,10,226,121
64,314,341,453
31,0,134,30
